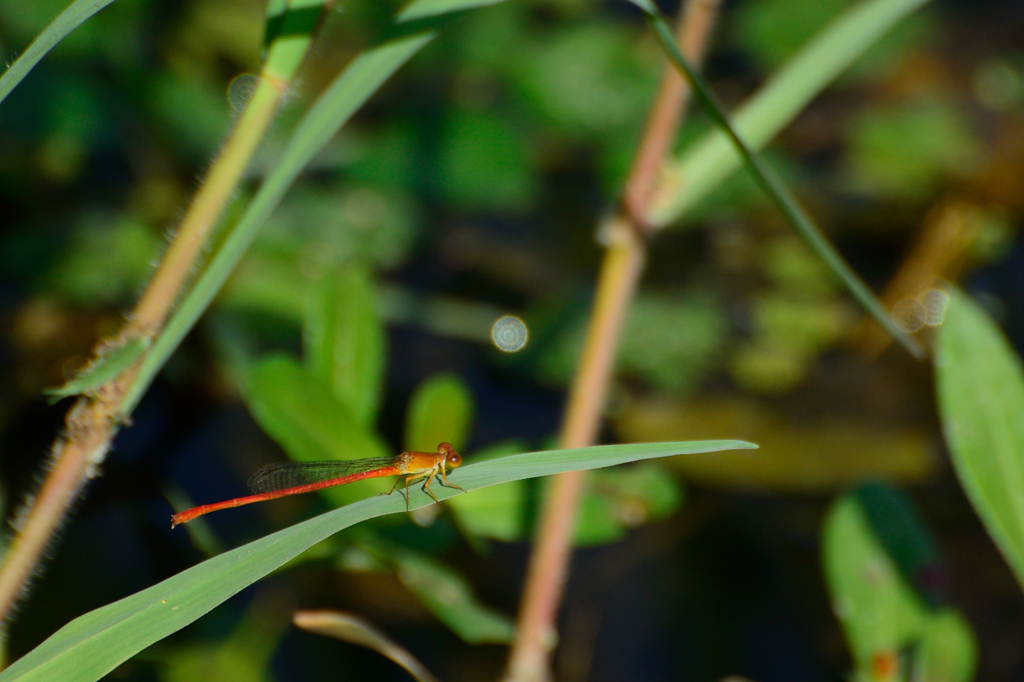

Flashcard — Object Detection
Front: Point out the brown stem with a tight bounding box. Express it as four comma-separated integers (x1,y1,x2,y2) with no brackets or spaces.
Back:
503,2,721,680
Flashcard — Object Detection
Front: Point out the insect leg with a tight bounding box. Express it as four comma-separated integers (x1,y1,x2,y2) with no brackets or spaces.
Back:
439,466,466,493
421,470,441,505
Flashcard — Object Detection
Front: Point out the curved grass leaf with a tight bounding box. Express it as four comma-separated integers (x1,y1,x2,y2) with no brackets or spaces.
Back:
43,336,149,403
635,0,924,359
935,290,1024,590
293,610,440,682
647,0,931,227
0,0,119,107
397,0,509,22
121,32,435,415
0,439,754,682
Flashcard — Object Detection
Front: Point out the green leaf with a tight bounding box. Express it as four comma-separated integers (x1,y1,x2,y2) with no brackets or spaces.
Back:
822,494,929,670
392,550,513,644
43,336,149,403
244,356,391,505
122,33,435,415
293,611,439,682
397,0,509,22
853,483,942,605
0,440,754,682
913,610,977,682
935,290,1024,591
304,267,386,429
648,0,931,227
404,374,474,453
0,0,118,107
435,109,536,212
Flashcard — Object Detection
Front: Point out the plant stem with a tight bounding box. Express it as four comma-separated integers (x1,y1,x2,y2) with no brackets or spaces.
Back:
0,75,287,625
503,2,720,679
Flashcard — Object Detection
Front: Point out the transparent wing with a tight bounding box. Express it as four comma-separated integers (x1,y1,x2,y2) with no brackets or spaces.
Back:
248,457,398,494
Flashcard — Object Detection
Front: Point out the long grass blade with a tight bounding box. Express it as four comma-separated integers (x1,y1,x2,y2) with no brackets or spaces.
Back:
0,440,754,682
119,33,434,413
632,0,924,359
0,0,118,106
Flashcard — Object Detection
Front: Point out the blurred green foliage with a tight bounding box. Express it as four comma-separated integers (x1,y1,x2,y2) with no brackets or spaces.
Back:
2,0,1022,678
823,488,977,682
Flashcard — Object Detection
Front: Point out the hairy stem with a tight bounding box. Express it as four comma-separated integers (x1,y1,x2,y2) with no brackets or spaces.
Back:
0,75,287,624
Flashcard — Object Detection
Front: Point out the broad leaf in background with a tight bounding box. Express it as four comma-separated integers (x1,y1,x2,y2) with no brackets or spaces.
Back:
404,373,474,453
392,550,514,644
304,267,386,429
0,440,754,682
915,611,977,682
936,290,1024,591
822,494,930,677
854,483,944,606
822,492,977,682
244,355,392,506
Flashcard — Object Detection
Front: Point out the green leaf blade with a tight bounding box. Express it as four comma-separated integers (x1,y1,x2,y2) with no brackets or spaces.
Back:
304,267,386,429
244,356,392,503
647,0,931,227
0,0,119,107
935,290,1024,590
43,336,149,402
397,0,509,22
122,32,435,415
0,439,754,682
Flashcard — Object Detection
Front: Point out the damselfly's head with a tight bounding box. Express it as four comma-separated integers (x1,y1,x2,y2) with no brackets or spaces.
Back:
438,442,462,468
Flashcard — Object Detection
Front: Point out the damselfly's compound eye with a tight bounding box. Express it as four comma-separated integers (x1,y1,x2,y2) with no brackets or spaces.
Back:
447,452,462,468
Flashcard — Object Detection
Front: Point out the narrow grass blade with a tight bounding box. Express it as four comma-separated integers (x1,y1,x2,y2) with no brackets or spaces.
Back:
120,33,434,414
0,0,118,106
647,0,931,227
633,2,924,359
43,337,149,403
935,290,1024,591
397,0,509,22
0,440,754,682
